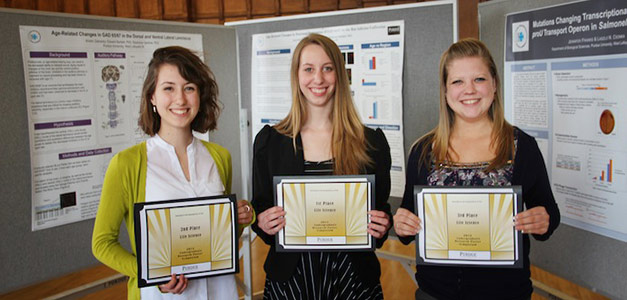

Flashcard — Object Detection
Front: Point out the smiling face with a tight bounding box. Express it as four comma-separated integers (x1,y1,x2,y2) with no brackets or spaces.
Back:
298,44,337,110
445,56,496,124
151,63,200,135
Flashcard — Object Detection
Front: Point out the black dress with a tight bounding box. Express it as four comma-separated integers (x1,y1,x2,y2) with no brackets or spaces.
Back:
263,159,383,300
400,128,560,300
252,125,392,300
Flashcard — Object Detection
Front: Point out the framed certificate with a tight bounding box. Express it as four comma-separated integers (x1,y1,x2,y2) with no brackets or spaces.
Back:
414,186,523,268
133,195,238,287
274,175,375,252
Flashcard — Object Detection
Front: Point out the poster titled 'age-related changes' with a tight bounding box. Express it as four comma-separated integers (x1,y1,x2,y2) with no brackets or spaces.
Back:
19,26,203,231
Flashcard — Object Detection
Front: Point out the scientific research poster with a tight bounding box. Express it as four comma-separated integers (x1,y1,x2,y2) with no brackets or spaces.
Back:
504,0,627,241
250,21,406,197
19,26,203,230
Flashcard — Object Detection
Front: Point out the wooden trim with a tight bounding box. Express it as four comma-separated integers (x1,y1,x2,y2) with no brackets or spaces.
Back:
376,249,415,261
246,0,251,19
133,0,139,18
0,240,610,299
158,0,164,19
458,0,479,38
187,0,194,22
531,278,578,300
0,264,122,299
221,0,225,24
41,274,127,300
530,265,610,300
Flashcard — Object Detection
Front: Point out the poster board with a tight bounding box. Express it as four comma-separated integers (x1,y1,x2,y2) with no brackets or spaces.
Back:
0,7,241,293
479,1,627,298
0,0,459,293
228,0,457,209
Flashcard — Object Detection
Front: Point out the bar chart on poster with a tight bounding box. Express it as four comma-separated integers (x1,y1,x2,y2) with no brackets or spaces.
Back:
480,0,627,298
502,0,627,241
231,1,456,199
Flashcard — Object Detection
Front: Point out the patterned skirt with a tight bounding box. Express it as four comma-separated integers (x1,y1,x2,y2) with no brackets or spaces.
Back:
263,252,383,300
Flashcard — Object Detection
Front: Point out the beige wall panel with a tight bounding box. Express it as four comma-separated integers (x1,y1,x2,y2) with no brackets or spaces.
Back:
310,0,337,12
37,0,61,12
195,17,221,24
163,0,187,19
10,0,36,9
280,0,305,13
458,0,478,38
338,0,360,9
138,0,161,19
225,15,247,22
115,0,137,18
251,0,275,15
163,17,186,21
195,0,220,18
63,0,86,13
252,14,274,19
88,0,115,16
363,1,386,8
280,12,305,16
224,0,247,17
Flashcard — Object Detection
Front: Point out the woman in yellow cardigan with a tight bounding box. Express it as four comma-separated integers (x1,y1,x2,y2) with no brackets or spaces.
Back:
92,46,254,299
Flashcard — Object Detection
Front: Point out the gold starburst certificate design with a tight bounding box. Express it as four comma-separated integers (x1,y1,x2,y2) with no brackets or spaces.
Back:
415,186,523,267
134,195,238,287
275,175,375,251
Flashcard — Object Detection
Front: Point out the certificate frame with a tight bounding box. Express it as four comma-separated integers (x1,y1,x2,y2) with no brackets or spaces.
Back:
414,186,523,268
133,194,238,287
274,175,375,252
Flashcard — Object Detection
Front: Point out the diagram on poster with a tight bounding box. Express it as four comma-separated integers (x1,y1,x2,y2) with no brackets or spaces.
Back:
504,0,627,241
250,21,406,197
20,26,203,230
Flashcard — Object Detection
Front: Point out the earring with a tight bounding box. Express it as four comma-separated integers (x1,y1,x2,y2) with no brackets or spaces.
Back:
152,105,156,113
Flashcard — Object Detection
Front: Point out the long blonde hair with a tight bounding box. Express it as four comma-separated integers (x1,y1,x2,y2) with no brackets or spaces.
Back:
417,38,513,171
274,33,371,175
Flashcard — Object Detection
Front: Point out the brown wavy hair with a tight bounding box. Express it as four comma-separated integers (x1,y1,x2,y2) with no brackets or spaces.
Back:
274,33,371,175
416,38,514,171
138,46,221,135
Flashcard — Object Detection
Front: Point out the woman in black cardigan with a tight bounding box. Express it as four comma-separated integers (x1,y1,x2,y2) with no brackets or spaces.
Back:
393,38,560,300
251,33,392,299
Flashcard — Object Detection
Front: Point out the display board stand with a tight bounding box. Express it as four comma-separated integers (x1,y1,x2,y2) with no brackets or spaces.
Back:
228,1,457,209
0,7,246,295
1,1,459,295
479,1,627,298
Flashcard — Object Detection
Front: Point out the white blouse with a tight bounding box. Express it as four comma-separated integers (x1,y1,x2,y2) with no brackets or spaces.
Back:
140,134,238,300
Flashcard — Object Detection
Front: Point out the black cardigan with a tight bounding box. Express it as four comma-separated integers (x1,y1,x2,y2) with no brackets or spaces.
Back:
399,128,560,300
251,125,392,285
